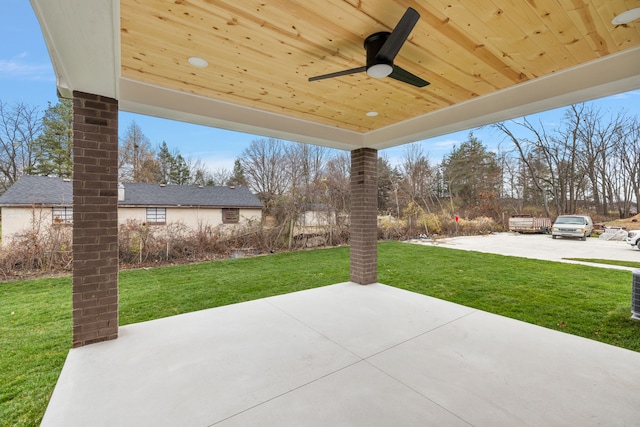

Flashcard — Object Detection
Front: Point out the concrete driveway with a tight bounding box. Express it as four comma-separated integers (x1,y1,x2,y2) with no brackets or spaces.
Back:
409,232,639,270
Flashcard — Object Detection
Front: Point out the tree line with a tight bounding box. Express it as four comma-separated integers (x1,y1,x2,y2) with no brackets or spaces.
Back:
117,120,246,187
496,104,640,219
1,97,638,232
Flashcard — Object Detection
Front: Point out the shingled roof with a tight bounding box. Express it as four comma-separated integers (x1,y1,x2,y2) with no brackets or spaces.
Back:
0,175,262,208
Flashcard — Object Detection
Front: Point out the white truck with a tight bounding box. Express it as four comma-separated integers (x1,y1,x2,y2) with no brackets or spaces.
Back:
551,215,594,241
627,230,640,249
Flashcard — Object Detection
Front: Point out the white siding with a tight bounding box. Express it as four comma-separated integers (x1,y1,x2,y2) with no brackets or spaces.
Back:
166,207,222,229
240,208,262,224
1,206,55,244
299,209,336,227
1,205,262,245
162,207,261,228
118,207,148,224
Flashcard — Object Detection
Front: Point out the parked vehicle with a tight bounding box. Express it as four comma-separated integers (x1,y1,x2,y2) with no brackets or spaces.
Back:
628,230,640,248
551,215,593,241
508,215,551,233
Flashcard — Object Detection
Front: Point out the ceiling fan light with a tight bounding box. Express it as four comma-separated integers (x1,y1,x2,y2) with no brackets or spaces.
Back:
367,63,393,78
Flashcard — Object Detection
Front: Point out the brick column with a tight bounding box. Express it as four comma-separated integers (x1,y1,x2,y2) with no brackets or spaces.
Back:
350,148,378,285
72,91,119,347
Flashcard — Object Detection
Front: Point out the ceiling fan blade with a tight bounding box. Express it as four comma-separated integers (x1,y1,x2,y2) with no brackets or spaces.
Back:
375,7,420,63
308,66,367,82
388,66,430,88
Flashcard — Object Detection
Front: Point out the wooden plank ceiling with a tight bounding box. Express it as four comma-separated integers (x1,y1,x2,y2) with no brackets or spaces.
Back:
120,0,640,133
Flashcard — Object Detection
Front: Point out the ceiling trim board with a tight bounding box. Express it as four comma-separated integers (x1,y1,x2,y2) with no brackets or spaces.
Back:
365,47,640,150
119,78,365,151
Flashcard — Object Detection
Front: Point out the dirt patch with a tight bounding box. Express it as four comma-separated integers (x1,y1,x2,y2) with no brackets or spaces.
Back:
600,213,640,231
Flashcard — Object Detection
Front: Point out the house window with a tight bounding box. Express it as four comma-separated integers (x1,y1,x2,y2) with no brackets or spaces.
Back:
222,208,239,224
52,207,73,225
146,207,166,225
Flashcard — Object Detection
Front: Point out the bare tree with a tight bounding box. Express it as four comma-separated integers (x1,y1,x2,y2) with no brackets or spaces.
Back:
398,142,436,213
498,150,526,214
615,117,640,216
0,101,43,192
119,121,158,183
572,104,625,216
239,138,289,209
273,142,330,247
494,104,639,218
494,119,576,217
324,151,350,216
209,168,232,186
286,142,328,189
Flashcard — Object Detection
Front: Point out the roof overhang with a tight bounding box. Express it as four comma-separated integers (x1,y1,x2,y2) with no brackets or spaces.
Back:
31,0,640,151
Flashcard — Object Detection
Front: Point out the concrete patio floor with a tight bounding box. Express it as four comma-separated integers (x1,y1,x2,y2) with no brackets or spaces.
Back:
42,282,640,426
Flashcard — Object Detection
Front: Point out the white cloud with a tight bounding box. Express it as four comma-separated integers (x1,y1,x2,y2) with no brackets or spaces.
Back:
432,138,460,149
199,153,237,172
0,53,54,81
602,90,640,102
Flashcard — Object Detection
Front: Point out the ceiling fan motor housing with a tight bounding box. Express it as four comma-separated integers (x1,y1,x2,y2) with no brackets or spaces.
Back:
365,32,392,69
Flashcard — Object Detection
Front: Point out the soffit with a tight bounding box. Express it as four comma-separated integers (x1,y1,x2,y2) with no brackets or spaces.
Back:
31,0,640,150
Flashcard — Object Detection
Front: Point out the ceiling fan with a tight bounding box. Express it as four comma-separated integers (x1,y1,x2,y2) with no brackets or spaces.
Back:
309,7,429,88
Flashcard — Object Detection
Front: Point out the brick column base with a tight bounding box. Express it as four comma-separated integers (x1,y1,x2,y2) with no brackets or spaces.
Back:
350,148,378,285
72,91,119,347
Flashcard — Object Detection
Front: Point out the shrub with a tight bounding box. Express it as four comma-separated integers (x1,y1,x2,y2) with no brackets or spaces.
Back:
0,207,500,279
0,222,72,279
459,216,496,234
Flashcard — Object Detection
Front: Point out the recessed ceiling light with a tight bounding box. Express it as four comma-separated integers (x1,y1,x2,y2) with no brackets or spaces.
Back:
612,8,640,25
366,111,378,117
188,56,208,67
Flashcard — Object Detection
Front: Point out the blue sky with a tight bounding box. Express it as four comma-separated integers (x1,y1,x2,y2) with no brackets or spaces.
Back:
2,2,639,172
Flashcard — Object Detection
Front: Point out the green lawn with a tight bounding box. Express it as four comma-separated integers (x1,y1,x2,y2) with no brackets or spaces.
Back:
2,242,639,426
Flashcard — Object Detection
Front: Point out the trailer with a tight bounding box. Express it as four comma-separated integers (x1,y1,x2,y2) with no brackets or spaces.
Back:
508,215,551,233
